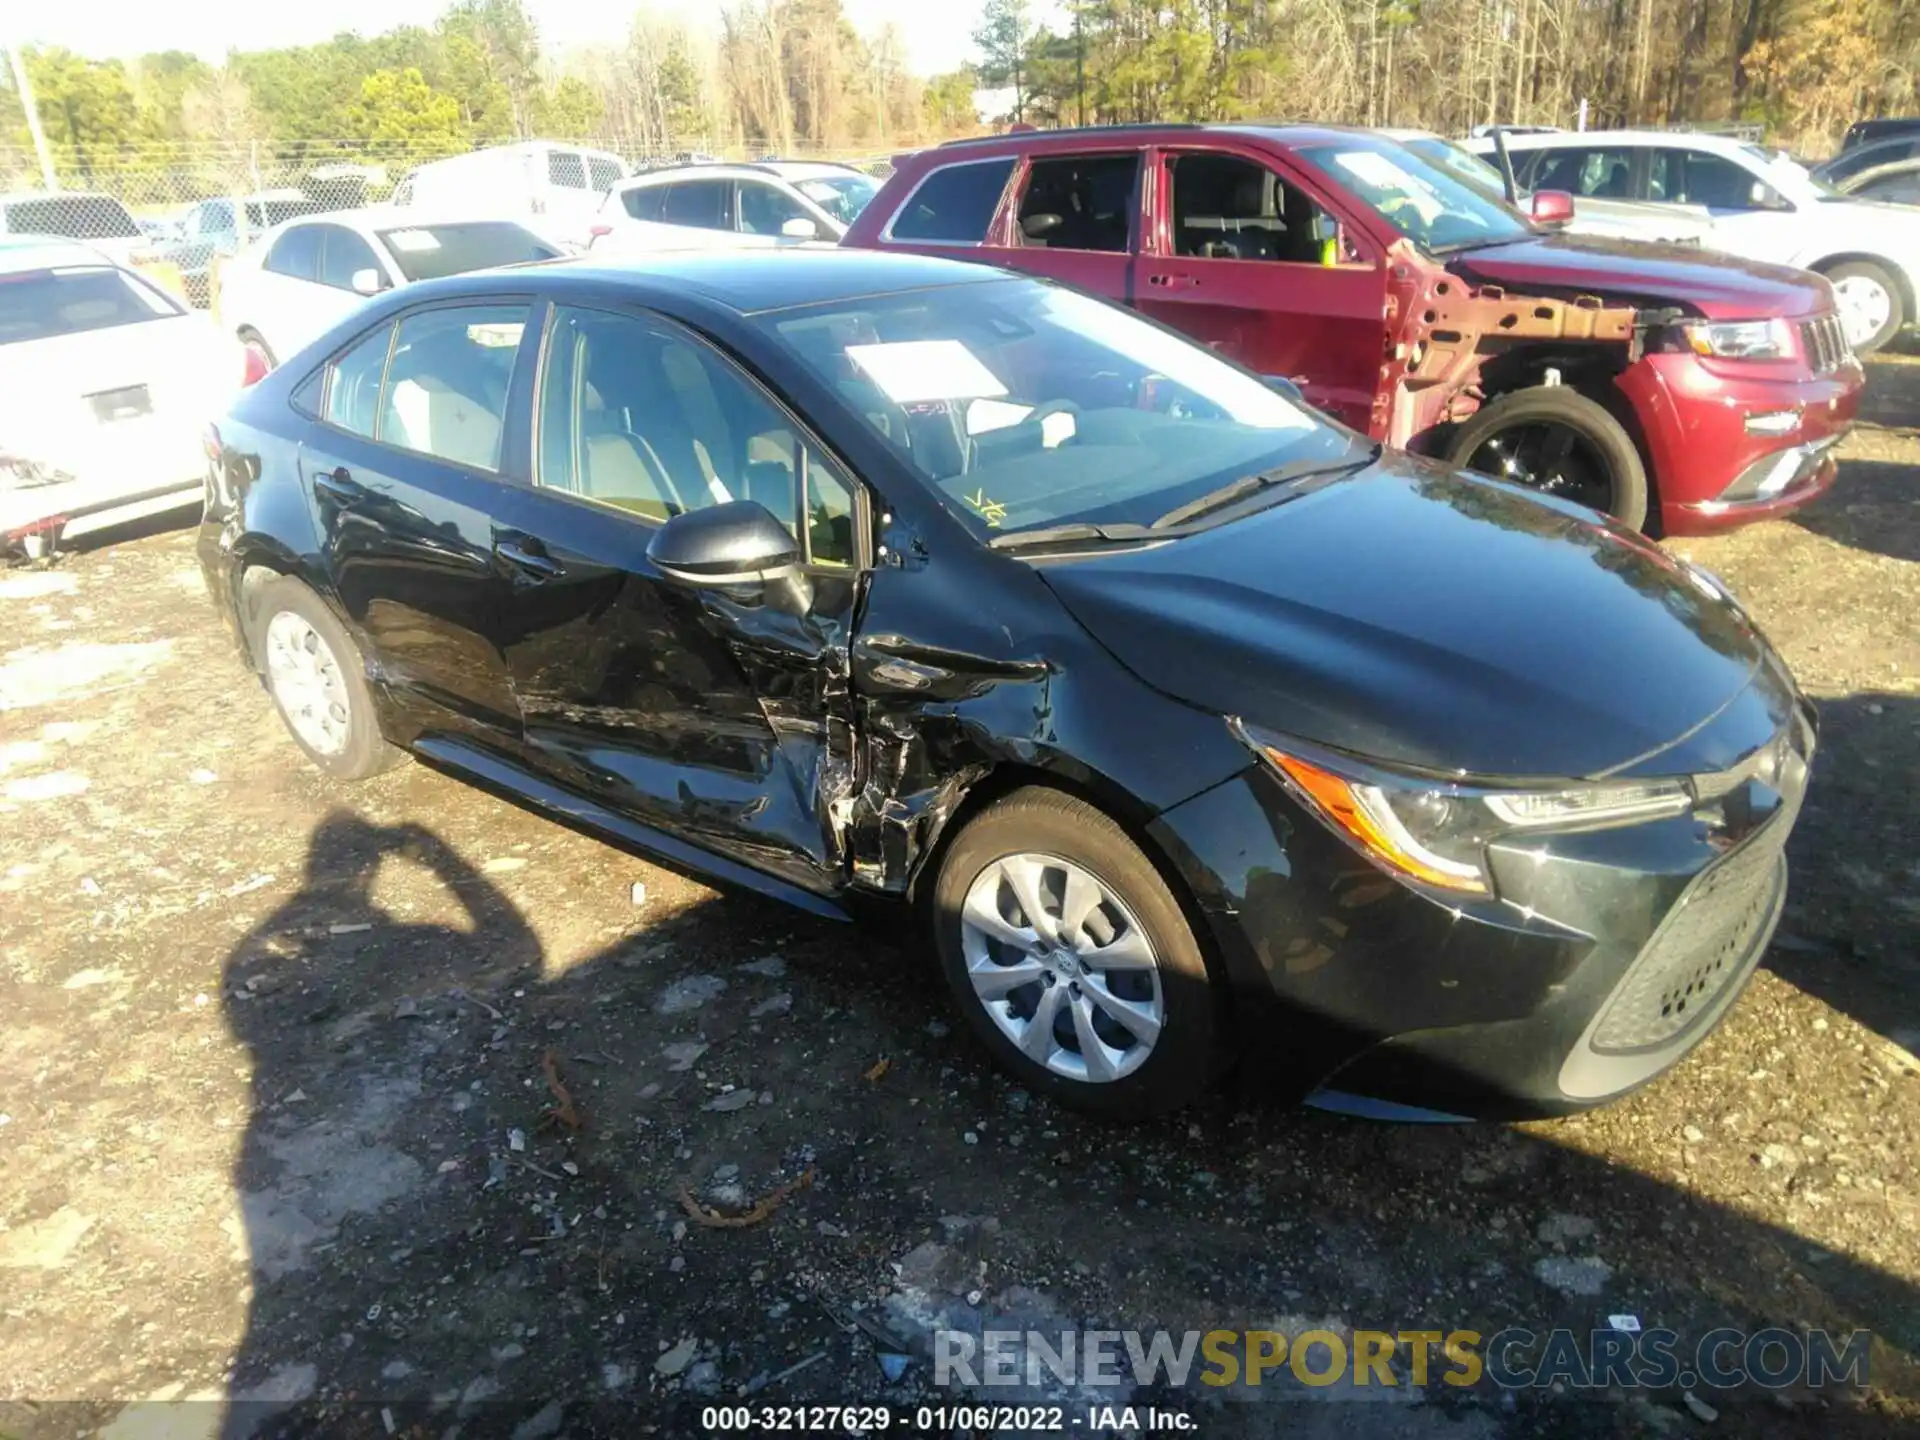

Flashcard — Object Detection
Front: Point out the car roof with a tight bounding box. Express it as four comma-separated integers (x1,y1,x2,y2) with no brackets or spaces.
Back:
265,206,542,238
396,246,1012,317
0,236,116,273
921,121,1425,158
618,160,863,189
1474,129,1753,152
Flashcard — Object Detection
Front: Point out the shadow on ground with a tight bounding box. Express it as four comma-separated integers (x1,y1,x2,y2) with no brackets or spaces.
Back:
168,792,1920,1438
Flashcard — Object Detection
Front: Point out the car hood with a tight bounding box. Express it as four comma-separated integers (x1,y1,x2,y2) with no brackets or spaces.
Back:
1445,233,1834,319
1039,453,1775,781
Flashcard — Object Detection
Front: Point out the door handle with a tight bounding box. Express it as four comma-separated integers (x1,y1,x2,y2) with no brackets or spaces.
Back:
497,537,564,582
1146,272,1198,289
312,466,364,504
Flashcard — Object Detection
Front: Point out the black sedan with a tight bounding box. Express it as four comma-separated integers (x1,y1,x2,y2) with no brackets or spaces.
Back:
197,249,1813,1120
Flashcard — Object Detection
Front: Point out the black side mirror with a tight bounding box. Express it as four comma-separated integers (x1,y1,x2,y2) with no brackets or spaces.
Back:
646,501,811,614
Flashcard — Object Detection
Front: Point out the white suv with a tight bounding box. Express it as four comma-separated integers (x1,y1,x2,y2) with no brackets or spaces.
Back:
1468,129,1920,353
589,161,881,253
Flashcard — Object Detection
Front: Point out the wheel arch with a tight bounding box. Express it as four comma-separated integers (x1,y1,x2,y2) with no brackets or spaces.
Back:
902,757,1235,991
1808,251,1915,316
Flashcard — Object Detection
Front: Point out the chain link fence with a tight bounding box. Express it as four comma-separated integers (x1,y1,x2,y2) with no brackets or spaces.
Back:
0,136,909,304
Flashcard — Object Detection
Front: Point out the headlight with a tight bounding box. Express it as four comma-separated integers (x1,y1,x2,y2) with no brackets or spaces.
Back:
1681,317,1794,361
1237,723,1691,896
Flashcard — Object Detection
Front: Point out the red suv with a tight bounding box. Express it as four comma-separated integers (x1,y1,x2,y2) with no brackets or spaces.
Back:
844,124,1863,534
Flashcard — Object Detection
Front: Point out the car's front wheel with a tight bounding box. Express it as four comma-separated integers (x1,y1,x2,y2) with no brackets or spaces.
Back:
1447,385,1650,531
247,576,400,781
1823,258,1904,355
931,786,1227,1116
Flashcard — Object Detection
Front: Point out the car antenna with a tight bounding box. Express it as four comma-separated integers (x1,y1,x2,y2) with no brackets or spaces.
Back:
1491,125,1521,207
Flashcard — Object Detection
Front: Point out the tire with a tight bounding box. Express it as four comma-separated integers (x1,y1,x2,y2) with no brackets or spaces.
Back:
1822,259,1904,356
1446,385,1650,532
246,576,401,781
930,786,1227,1117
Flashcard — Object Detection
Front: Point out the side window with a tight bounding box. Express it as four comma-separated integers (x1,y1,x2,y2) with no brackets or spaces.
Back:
1860,170,1920,205
621,185,668,222
264,226,322,280
1669,150,1775,210
546,150,588,189
1533,147,1635,199
737,181,811,235
661,181,732,229
1167,153,1342,265
587,156,624,192
535,305,858,565
323,324,393,439
318,227,381,290
375,305,529,471
888,158,1016,242
1015,155,1138,252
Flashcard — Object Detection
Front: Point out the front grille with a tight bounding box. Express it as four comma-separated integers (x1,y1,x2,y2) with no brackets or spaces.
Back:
1798,313,1850,375
1589,824,1787,1054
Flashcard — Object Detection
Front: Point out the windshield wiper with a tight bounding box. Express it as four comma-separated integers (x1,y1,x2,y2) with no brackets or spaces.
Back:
1149,449,1379,530
987,519,1158,553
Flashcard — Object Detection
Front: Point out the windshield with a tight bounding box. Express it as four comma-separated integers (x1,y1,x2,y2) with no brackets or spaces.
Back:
1301,142,1533,251
795,174,880,226
373,222,561,281
1403,136,1516,200
0,265,181,345
3,196,142,241
759,278,1349,539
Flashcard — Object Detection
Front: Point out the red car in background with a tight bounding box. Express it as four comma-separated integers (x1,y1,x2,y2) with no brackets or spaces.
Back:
844,124,1863,535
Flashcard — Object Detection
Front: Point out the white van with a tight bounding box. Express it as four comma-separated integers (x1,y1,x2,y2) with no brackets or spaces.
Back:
392,143,628,241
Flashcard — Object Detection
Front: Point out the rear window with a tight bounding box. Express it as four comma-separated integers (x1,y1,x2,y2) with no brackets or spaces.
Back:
373,222,561,282
887,158,1015,242
3,195,142,241
0,266,180,345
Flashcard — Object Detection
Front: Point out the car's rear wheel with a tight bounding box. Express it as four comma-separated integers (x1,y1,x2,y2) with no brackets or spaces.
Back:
1447,386,1650,532
1822,259,1903,355
930,786,1227,1116
247,576,400,781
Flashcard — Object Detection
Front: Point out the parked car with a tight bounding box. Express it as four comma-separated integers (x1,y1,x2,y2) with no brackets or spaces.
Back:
1386,129,1713,245
1,237,244,554
198,248,1816,1119
589,161,881,252
1810,132,1920,191
845,124,1861,535
1829,159,1920,208
1841,118,1920,151
1467,128,1920,353
0,191,151,269
160,190,320,306
391,142,628,241
218,208,563,369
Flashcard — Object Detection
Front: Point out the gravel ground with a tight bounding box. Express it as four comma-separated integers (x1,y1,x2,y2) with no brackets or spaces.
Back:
0,359,1915,1440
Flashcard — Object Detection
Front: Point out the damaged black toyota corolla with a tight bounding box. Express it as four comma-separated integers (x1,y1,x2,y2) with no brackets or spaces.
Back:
198,249,1814,1120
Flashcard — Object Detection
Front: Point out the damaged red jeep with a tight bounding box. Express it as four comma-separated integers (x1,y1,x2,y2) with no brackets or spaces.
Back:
844,124,1863,534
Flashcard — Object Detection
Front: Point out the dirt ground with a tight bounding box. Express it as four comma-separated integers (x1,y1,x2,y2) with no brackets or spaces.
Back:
1,360,1916,1440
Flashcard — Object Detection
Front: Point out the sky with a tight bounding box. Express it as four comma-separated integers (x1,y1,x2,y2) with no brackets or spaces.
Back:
9,0,1065,78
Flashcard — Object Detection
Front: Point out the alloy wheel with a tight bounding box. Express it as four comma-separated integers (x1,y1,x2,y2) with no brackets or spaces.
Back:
264,610,351,757
1832,275,1893,350
1464,421,1615,513
958,853,1165,1084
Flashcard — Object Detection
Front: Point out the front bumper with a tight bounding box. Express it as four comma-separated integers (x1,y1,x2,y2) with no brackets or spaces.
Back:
1149,692,1814,1119
1615,349,1861,536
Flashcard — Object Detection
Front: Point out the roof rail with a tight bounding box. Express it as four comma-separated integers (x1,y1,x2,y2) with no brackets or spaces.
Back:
937,121,1208,148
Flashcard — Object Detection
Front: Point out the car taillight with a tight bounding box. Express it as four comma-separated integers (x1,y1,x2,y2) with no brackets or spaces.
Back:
241,341,272,387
